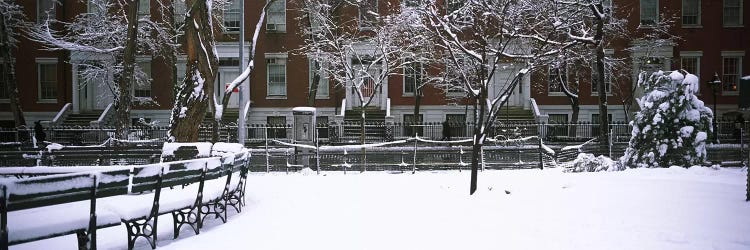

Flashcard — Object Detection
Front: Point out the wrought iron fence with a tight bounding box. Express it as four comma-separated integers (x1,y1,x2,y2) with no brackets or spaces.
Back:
1,120,747,148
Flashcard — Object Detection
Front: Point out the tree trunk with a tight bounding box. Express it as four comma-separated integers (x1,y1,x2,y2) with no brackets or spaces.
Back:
470,88,486,195
593,3,610,156
0,12,25,128
412,87,421,137
114,0,141,140
307,61,320,106
569,98,579,136
169,0,219,142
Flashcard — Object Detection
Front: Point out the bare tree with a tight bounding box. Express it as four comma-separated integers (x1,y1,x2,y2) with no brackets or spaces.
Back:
0,0,28,128
419,0,580,194
28,0,177,139
298,0,432,144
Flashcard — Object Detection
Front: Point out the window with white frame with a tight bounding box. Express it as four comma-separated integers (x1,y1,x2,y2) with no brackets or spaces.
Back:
37,0,56,23
37,60,57,102
403,61,423,96
133,60,152,98
359,0,377,29
308,59,329,98
224,0,241,33
548,65,566,94
640,0,658,26
266,55,287,97
723,0,743,27
138,0,150,18
267,0,286,32
446,0,463,13
722,54,742,93
591,63,612,94
403,0,419,8
680,52,701,77
682,0,700,26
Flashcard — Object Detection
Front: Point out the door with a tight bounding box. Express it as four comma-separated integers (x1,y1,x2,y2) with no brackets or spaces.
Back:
492,64,527,108
76,65,113,112
216,67,240,109
353,67,381,108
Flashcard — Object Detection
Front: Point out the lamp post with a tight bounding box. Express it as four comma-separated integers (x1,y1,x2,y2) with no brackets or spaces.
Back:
706,73,721,143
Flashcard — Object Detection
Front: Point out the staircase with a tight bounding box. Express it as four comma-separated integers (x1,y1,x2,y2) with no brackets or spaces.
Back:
61,112,101,126
343,108,387,141
495,106,535,123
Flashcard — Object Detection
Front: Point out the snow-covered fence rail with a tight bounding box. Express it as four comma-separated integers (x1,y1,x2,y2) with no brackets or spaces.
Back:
0,148,250,250
249,137,548,172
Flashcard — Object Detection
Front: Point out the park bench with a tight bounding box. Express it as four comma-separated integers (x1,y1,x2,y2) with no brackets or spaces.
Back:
0,145,250,250
0,166,131,250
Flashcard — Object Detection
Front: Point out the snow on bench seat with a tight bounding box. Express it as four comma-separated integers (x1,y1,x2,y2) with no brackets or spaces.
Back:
7,200,121,243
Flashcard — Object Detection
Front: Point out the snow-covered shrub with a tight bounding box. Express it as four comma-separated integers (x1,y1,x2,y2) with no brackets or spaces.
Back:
620,71,713,168
566,153,619,172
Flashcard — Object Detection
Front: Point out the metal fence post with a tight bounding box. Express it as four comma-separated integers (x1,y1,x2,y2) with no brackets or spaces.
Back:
538,136,543,170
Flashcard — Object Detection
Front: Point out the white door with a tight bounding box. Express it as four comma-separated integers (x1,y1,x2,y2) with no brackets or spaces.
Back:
76,65,113,112
353,67,381,108
216,68,240,109
492,64,527,107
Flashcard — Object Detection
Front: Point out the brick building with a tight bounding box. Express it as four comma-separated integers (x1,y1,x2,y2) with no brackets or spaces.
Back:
1,0,747,128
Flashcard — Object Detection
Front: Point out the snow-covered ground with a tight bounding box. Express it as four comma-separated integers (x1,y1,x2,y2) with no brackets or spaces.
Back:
13,167,750,250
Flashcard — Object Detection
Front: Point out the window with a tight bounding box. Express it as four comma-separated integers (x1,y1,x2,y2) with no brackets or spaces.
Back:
37,0,56,23
317,116,329,138
266,55,287,97
308,60,329,98
134,61,152,98
359,0,377,29
38,61,57,102
403,62,423,96
446,0,463,13
640,0,658,26
682,0,700,26
403,114,423,137
680,52,701,77
224,0,241,33
267,116,287,139
723,0,743,27
548,65,566,94
174,1,187,29
722,55,742,93
138,0,150,18
403,0,419,8
267,0,286,32
446,114,466,137
591,63,612,94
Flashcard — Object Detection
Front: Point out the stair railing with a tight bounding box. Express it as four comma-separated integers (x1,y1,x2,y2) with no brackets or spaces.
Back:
43,103,72,127
90,103,114,127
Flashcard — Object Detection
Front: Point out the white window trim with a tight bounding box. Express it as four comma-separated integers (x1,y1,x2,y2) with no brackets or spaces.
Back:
36,58,58,103
402,62,423,97
223,0,241,33
308,59,329,99
266,53,288,99
721,52,743,95
681,0,702,27
358,0,378,30
723,0,744,27
266,0,287,33
133,57,153,98
548,65,567,96
639,0,659,27
37,0,56,23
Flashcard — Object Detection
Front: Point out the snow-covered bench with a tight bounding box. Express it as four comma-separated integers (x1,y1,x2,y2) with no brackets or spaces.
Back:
0,148,250,250
0,166,131,250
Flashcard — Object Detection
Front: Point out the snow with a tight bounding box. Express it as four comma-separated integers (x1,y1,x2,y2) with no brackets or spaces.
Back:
742,75,750,80
192,69,205,98
669,70,684,82
13,168,750,250
292,107,317,114
161,142,213,158
46,143,63,152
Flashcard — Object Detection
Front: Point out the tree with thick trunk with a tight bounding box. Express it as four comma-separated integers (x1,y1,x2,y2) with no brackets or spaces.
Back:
169,0,219,142
0,1,26,128
114,0,140,139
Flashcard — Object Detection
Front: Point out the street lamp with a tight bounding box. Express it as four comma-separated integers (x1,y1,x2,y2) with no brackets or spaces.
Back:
706,72,721,143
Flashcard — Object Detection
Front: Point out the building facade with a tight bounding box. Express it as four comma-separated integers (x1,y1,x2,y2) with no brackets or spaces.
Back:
1,0,747,128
